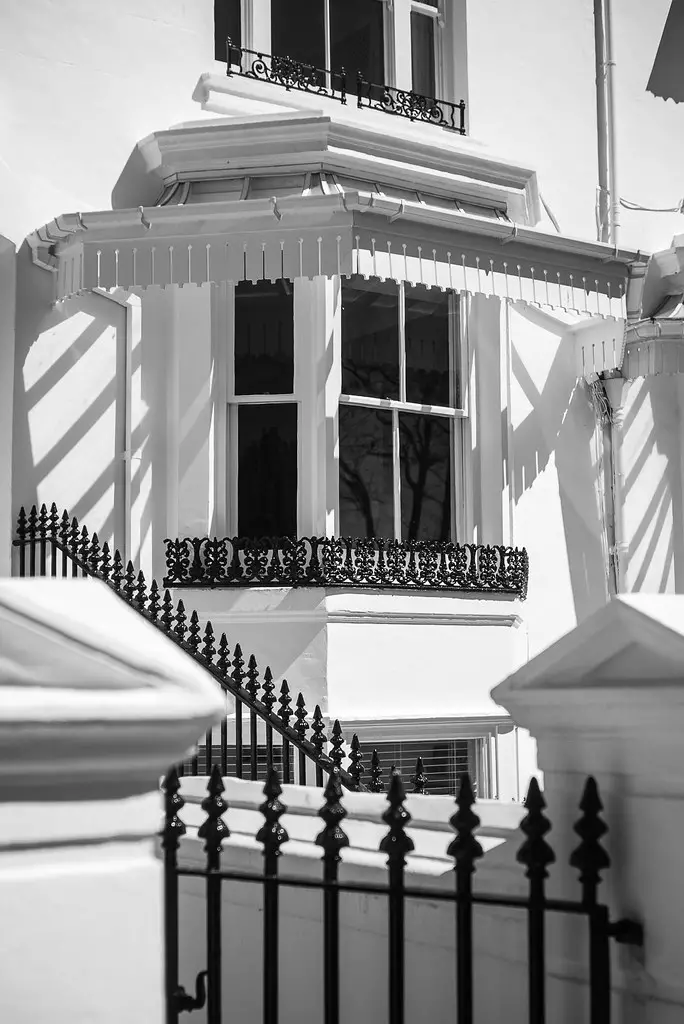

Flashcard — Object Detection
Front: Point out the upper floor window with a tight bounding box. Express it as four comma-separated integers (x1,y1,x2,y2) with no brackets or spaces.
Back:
271,0,385,90
216,0,466,118
411,4,438,96
214,0,241,61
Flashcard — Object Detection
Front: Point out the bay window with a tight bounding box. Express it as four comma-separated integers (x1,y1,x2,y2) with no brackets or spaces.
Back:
339,277,462,542
227,274,465,545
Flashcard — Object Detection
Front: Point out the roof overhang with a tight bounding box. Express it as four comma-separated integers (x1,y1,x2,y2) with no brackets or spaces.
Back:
28,190,640,323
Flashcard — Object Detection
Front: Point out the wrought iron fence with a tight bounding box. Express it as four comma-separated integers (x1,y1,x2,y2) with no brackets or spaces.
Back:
163,534,529,597
163,766,642,1024
225,39,466,134
12,504,490,795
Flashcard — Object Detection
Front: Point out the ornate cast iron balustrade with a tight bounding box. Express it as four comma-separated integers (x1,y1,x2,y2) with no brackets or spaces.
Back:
163,535,529,598
225,39,466,134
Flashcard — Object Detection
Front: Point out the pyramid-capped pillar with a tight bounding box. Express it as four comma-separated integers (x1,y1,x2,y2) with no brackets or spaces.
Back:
0,578,224,1024
492,595,684,1020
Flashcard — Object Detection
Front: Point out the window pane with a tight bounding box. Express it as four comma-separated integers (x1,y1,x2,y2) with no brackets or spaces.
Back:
214,0,241,59
405,286,451,406
271,0,325,68
342,277,399,400
330,0,384,87
339,405,393,538
234,280,294,395
399,413,451,541
238,405,297,537
411,12,436,96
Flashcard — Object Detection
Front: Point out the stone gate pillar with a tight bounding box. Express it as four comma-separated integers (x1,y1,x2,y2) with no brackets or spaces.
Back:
492,594,684,1023
0,578,223,1024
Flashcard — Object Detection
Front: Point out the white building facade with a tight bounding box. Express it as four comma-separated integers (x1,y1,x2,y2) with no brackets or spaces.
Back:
2,0,684,797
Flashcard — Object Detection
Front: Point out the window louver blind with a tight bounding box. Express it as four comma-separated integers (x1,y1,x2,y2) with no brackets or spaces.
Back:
359,738,480,796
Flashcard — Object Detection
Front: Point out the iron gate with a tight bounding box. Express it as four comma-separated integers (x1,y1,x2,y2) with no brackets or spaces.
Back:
162,765,642,1024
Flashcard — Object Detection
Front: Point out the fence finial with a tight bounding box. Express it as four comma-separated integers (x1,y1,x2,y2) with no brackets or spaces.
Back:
245,653,260,701
447,773,483,869
516,777,555,880
161,766,186,850
198,765,230,868
369,749,384,792
411,756,428,794
160,589,174,630
217,632,231,678
294,692,308,741
173,599,188,643
312,705,327,755
187,609,202,654
570,776,610,906
278,680,293,728
201,621,216,663
315,768,350,860
122,559,136,602
380,769,415,863
330,720,345,771
231,643,245,690
148,579,160,621
256,767,289,860
348,733,365,790
262,667,276,713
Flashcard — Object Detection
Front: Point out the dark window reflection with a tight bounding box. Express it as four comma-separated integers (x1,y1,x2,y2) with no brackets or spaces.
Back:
411,12,435,97
342,277,399,400
399,413,451,541
238,405,297,536
331,0,384,91
215,0,241,60
271,0,325,69
405,286,451,406
235,280,294,395
339,405,393,538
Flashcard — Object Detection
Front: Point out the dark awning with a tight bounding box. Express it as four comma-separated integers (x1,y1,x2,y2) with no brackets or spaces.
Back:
647,0,684,103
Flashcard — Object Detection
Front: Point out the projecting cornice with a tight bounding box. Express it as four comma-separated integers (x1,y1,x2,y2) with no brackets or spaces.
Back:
132,101,540,225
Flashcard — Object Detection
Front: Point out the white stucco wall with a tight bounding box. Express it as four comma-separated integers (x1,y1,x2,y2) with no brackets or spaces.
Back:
0,1,224,247
11,260,128,554
177,587,526,721
469,0,684,253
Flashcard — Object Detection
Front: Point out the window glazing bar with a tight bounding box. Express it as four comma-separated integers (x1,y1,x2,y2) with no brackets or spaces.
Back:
398,280,407,404
339,393,465,418
392,408,401,540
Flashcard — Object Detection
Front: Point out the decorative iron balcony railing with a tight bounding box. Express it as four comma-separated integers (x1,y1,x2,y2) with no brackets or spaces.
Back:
224,39,466,134
163,535,529,598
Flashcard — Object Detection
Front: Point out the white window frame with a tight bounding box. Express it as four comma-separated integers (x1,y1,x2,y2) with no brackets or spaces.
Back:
225,279,301,537
337,279,468,543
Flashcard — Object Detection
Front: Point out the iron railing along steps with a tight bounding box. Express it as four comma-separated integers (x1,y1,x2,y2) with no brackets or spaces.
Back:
12,503,361,790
